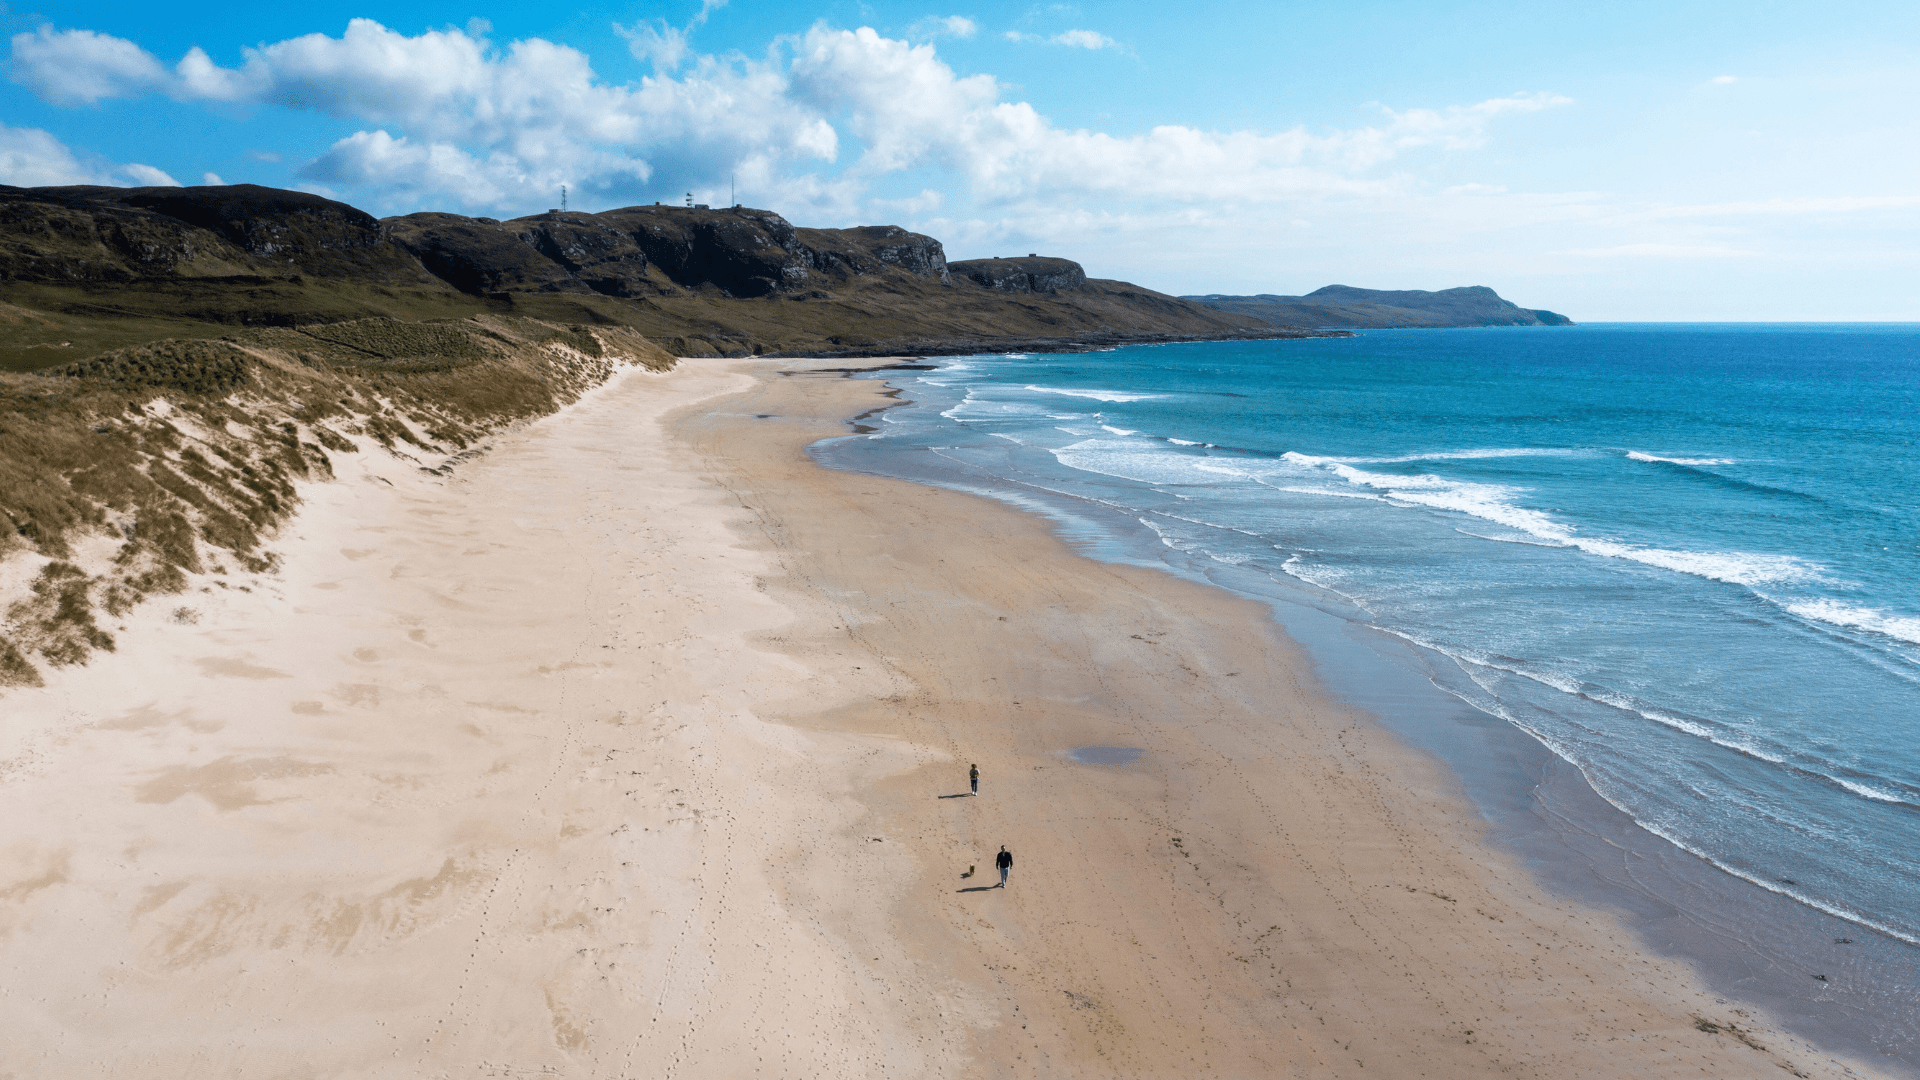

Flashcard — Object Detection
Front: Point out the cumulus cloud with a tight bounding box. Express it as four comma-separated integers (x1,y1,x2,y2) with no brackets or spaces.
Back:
8,26,170,105
5,18,1563,219
0,121,179,186
787,27,1551,206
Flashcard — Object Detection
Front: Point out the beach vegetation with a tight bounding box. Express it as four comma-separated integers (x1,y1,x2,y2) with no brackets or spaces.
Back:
0,315,674,687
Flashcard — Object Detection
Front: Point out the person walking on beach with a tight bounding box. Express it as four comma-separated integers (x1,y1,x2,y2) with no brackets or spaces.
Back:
970,764,980,796
995,846,1012,887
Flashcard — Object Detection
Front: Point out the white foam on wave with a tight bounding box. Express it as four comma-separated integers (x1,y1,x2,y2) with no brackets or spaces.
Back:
1628,450,1737,466
1375,621,1920,946
1834,777,1915,804
1278,485,1386,501
1279,554,1349,589
1335,447,1580,464
938,389,978,420
1584,689,1790,765
1024,385,1165,402
943,389,1062,422
1282,452,1824,588
1401,631,1920,812
1785,598,1920,646
1612,815,1920,946
1100,425,1139,436
1050,440,1263,487
1167,438,1207,447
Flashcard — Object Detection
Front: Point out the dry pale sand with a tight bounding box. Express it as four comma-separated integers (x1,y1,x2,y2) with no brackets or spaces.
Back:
0,358,1887,1078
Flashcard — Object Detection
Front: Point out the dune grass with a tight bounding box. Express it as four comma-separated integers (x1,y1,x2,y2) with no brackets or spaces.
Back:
0,315,673,687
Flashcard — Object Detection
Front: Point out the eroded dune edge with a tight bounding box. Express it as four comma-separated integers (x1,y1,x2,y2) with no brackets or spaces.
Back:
0,358,1887,1078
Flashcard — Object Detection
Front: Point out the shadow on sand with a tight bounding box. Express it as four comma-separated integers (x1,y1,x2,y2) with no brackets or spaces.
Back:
936,792,974,799
956,885,1001,893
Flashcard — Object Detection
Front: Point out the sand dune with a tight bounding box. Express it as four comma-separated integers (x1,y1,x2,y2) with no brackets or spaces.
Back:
0,359,1885,1077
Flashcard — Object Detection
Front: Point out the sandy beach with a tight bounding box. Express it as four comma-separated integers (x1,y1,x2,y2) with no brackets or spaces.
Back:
0,357,1888,1078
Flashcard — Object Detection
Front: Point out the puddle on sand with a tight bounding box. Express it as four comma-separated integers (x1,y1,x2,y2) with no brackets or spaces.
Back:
1068,746,1143,766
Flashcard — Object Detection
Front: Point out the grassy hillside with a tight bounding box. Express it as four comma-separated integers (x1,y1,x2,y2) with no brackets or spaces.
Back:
0,184,1302,373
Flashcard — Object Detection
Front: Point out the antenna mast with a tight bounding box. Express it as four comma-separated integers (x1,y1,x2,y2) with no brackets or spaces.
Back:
561,185,567,212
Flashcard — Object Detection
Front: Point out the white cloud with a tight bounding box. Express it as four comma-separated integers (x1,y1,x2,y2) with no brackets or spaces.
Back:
5,19,1564,221
788,27,1556,206
8,26,170,105
201,171,225,185
1052,29,1116,49
618,20,694,72
0,121,178,186
1004,28,1119,49
616,0,728,72
121,163,181,187
873,188,944,214
912,16,977,40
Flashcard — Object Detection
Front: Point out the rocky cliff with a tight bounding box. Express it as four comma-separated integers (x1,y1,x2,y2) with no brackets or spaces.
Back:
386,208,953,300
1185,284,1572,329
949,256,1086,294
0,184,1311,371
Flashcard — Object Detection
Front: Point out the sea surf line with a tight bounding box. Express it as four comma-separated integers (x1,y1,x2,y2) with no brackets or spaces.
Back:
815,324,1920,955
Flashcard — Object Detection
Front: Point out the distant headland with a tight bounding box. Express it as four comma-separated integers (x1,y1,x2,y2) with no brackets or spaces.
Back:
1184,285,1574,329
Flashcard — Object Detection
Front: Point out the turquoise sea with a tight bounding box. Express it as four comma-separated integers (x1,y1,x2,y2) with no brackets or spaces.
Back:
816,324,1920,1052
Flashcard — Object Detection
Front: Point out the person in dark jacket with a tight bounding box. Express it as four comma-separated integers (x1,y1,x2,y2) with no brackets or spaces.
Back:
970,764,980,795
995,846,1012,887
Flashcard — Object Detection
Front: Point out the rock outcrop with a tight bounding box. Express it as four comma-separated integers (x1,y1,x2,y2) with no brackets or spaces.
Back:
388,207,952,300
2,184,424,282
1186,284,1572,328
949,256,1086,294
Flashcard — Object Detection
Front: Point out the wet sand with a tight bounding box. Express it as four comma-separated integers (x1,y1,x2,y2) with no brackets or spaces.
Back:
0,357,1890,1077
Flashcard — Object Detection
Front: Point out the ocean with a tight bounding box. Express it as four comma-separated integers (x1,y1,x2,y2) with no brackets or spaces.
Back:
813,324,1920,1044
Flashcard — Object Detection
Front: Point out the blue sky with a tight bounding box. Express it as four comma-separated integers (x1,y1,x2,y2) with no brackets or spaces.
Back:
1,0,1915,318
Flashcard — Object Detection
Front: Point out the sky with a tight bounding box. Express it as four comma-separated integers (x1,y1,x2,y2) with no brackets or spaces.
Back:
0,0,1915,319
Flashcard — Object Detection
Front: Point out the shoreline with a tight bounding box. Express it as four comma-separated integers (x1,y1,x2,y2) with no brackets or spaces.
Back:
679,358,1888,1076
816,353,1920,1074
0,356,1895,1076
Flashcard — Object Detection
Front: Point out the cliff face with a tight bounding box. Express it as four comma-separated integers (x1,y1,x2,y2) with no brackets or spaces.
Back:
392,208,954,300
1186,284,1573,328
949,256,1086,294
